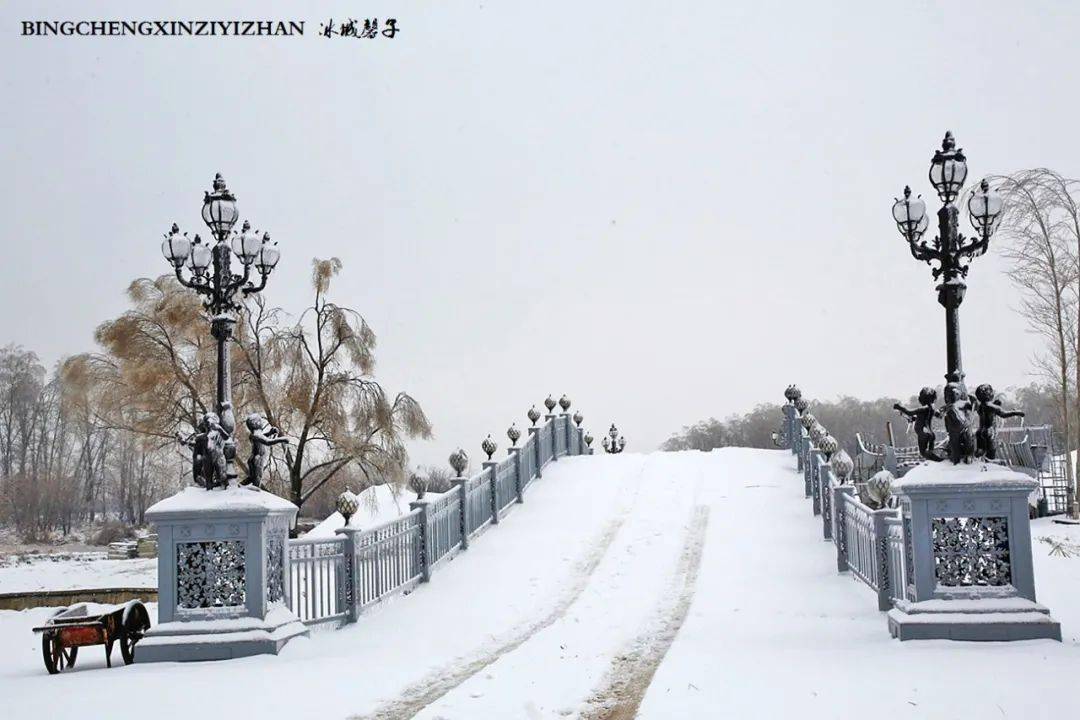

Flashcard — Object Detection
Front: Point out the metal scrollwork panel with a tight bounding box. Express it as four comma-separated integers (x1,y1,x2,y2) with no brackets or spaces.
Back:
266,533,286,604
931,516,1011,587
177,540,247,609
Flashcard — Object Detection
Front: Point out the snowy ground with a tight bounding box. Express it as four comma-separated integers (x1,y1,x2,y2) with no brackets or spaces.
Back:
0,449,1077,719
0,556,156,593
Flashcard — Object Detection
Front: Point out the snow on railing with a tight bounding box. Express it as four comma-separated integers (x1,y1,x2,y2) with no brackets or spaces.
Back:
287,412,590,626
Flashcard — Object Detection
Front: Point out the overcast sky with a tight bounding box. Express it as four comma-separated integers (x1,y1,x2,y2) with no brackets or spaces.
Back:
2,1,1078,468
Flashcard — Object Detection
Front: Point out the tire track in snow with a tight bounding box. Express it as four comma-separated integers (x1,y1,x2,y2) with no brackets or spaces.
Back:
351,459,648,720
579,504,710,720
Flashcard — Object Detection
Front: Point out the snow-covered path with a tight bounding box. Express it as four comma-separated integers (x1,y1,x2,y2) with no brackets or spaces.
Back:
2,449,1079,719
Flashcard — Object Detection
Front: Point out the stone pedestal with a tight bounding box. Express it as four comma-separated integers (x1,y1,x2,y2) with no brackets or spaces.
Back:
887,463,1060,641
138,486,308,662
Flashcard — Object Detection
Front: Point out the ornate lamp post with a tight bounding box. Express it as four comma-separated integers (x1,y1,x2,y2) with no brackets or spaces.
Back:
602,424,626,454
507,423,521,447
558,395,571,413
892,133,1010,463
891,132,1003,386
162,173,282,484
544,395,557,414
527,406,541,426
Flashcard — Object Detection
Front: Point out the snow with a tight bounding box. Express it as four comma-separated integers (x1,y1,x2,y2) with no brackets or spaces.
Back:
0,557,155,593
895,459,1038,491
305,483,432,538
0,449,1078,719
146,484,298,519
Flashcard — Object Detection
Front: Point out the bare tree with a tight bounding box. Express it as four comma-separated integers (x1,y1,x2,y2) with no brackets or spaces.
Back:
993,170,1079,515
235,258,432,519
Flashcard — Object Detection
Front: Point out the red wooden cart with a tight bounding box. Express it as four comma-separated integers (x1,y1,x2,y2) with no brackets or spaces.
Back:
32,600,151,674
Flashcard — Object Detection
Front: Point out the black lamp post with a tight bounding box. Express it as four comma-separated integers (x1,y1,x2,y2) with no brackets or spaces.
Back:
602,424,626,454
891,132,1003,387
161,174,282,480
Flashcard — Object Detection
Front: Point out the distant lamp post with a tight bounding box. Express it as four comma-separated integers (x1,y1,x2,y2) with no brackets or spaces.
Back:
481,434,497,461
602,424,626,454
544,395,557,414
572,411,583,427
449,448,469,477
507,423,521,447
527,406,541,426
162,174,282,485
584,431,594,448
891,132,1003,386
559,395,571,412
784,385,801,404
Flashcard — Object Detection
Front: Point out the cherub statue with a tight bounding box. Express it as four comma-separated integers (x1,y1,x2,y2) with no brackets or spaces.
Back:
893,387,941,461
243,413,289,489
941,382,975,464
177,416,210,488
973,384,1024,461
178,413,228,489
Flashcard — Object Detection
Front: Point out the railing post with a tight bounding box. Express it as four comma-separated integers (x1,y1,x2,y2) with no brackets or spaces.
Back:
483,461,499,524
545,415,558,461
334,526,360,624
821,465,834,541
811,451,824,515
509,446,524,503
783,404,797,454
409,499,432,583
871,509,891,612
528,426,542,478
803,442,813,498
834,485,854,573
562,413,573,456
797,429,806,472
452,478,469,549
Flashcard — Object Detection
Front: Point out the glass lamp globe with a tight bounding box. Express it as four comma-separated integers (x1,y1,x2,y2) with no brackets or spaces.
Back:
968,179,1004,235
201,173,239,237
187,238,213,277
255,236,281,274
928,131,968,203
161,225,191,267
231,221,263,265
892,186,928,240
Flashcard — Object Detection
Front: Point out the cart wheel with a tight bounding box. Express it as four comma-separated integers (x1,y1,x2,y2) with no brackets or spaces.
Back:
41,634,76,674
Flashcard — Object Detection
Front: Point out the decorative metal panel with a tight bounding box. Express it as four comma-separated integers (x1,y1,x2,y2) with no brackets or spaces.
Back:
177,540,246,609
266,524,286,604
931,516,1011,586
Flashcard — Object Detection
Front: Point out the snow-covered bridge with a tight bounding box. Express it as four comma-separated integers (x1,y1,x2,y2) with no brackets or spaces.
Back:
2,448,1079,718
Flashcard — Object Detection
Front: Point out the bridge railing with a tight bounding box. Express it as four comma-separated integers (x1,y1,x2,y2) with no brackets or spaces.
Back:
791,402,910,614
287,412,590,626
787,393,1054,616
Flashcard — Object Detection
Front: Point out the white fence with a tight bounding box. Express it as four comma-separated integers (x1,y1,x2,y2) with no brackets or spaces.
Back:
286,413,589,626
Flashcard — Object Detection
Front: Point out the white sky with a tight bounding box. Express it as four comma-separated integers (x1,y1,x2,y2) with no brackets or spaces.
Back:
1,1,1078,467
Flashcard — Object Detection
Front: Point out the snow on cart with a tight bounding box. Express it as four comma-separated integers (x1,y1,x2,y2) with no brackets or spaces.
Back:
31,600,151,674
